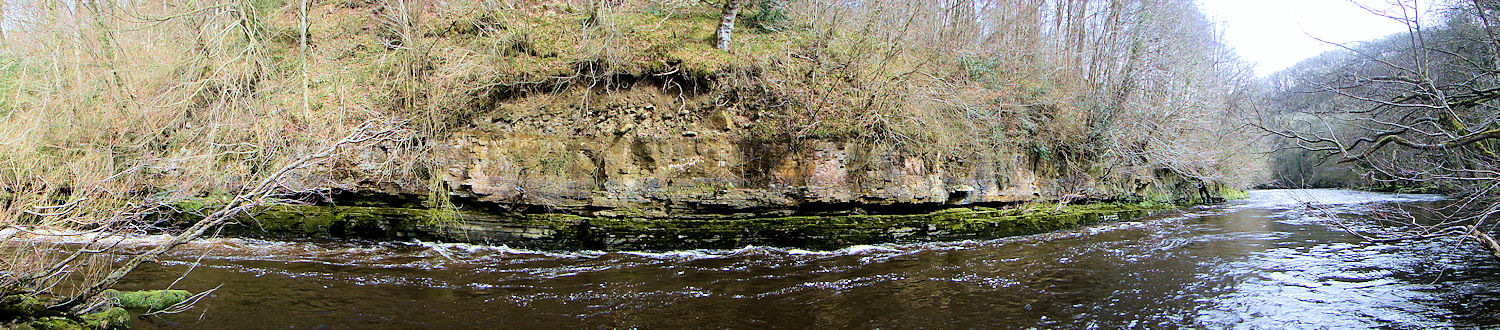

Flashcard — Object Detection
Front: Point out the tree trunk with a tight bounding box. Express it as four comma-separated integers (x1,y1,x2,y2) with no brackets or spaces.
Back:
716,0,745,50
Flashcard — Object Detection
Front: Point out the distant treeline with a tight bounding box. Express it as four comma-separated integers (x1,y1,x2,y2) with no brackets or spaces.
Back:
1263,0,1500,196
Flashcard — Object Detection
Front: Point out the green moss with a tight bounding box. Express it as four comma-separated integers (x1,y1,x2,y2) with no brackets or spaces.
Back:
1220,188,1250,200
1134,200,1173,208
931,207,975,215
224,201,1169,251
104,289,190,312
174,194,232,214
245,205,445,238
0,295,51,319
22,317,84,330
554,202,1165,250
79,307,129,329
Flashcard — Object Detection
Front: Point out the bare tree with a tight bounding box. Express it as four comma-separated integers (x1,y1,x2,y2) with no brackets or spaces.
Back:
65,119,411,311
2,118,410,316
1266,0,1500,256
0,0,423,323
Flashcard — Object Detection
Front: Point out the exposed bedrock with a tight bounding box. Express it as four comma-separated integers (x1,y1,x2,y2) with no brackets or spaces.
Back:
437,132,1213,218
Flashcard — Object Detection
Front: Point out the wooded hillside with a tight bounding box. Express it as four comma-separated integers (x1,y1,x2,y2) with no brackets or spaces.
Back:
0,0,1265,317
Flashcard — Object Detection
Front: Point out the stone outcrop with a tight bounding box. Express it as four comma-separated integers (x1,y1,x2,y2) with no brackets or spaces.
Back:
221,126,1226,250
438,132,1156,217
355,83,1225,218
272,90,1234,250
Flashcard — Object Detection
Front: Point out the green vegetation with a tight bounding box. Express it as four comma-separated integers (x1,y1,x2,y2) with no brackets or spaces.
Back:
0,295,50,320
234,205,433,238
0,0,1257,227
2,293,134,329
0,0,1262,322
77,308,130,329
102,290,191,312
227,201,1170,250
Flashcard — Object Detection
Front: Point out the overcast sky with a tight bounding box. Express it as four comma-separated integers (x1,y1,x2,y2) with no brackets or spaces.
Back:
1197,0,1417,76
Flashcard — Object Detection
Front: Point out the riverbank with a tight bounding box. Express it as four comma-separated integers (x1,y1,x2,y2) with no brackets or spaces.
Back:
192,200,1175,251
109,189,1493,328
1,290,192,329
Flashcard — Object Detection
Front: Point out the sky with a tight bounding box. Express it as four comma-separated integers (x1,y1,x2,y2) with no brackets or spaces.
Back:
1197,0,1417,76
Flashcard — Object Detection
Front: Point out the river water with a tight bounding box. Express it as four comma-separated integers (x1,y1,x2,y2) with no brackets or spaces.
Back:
111,189,1500,328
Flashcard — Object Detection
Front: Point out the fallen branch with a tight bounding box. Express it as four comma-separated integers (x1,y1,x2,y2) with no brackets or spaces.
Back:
54,118,410,312
1471,229,1500,258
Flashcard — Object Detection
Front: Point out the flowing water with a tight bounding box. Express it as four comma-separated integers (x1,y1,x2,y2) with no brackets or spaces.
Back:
108,189,1500,328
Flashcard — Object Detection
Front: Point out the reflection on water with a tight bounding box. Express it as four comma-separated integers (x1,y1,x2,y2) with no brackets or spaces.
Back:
111,189,1499,328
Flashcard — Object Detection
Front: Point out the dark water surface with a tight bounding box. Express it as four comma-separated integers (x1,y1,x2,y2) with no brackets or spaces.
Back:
114,189,1500,328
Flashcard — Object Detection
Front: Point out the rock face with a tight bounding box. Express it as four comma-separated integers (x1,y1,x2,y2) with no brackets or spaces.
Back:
239,97,1229,250
289,88,1232,250
444,132,1068,217
229,125,1218,251
438,131,1182,217
396,83,1229,217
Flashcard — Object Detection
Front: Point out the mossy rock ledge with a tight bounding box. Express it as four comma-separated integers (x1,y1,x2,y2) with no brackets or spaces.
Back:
2,293,139,329
204,203,1170,251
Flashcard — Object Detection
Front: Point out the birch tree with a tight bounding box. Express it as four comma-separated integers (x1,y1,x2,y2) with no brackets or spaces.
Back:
717,0,746,50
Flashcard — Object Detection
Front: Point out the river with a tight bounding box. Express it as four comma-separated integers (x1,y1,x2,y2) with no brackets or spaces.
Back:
111,189,1499,328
